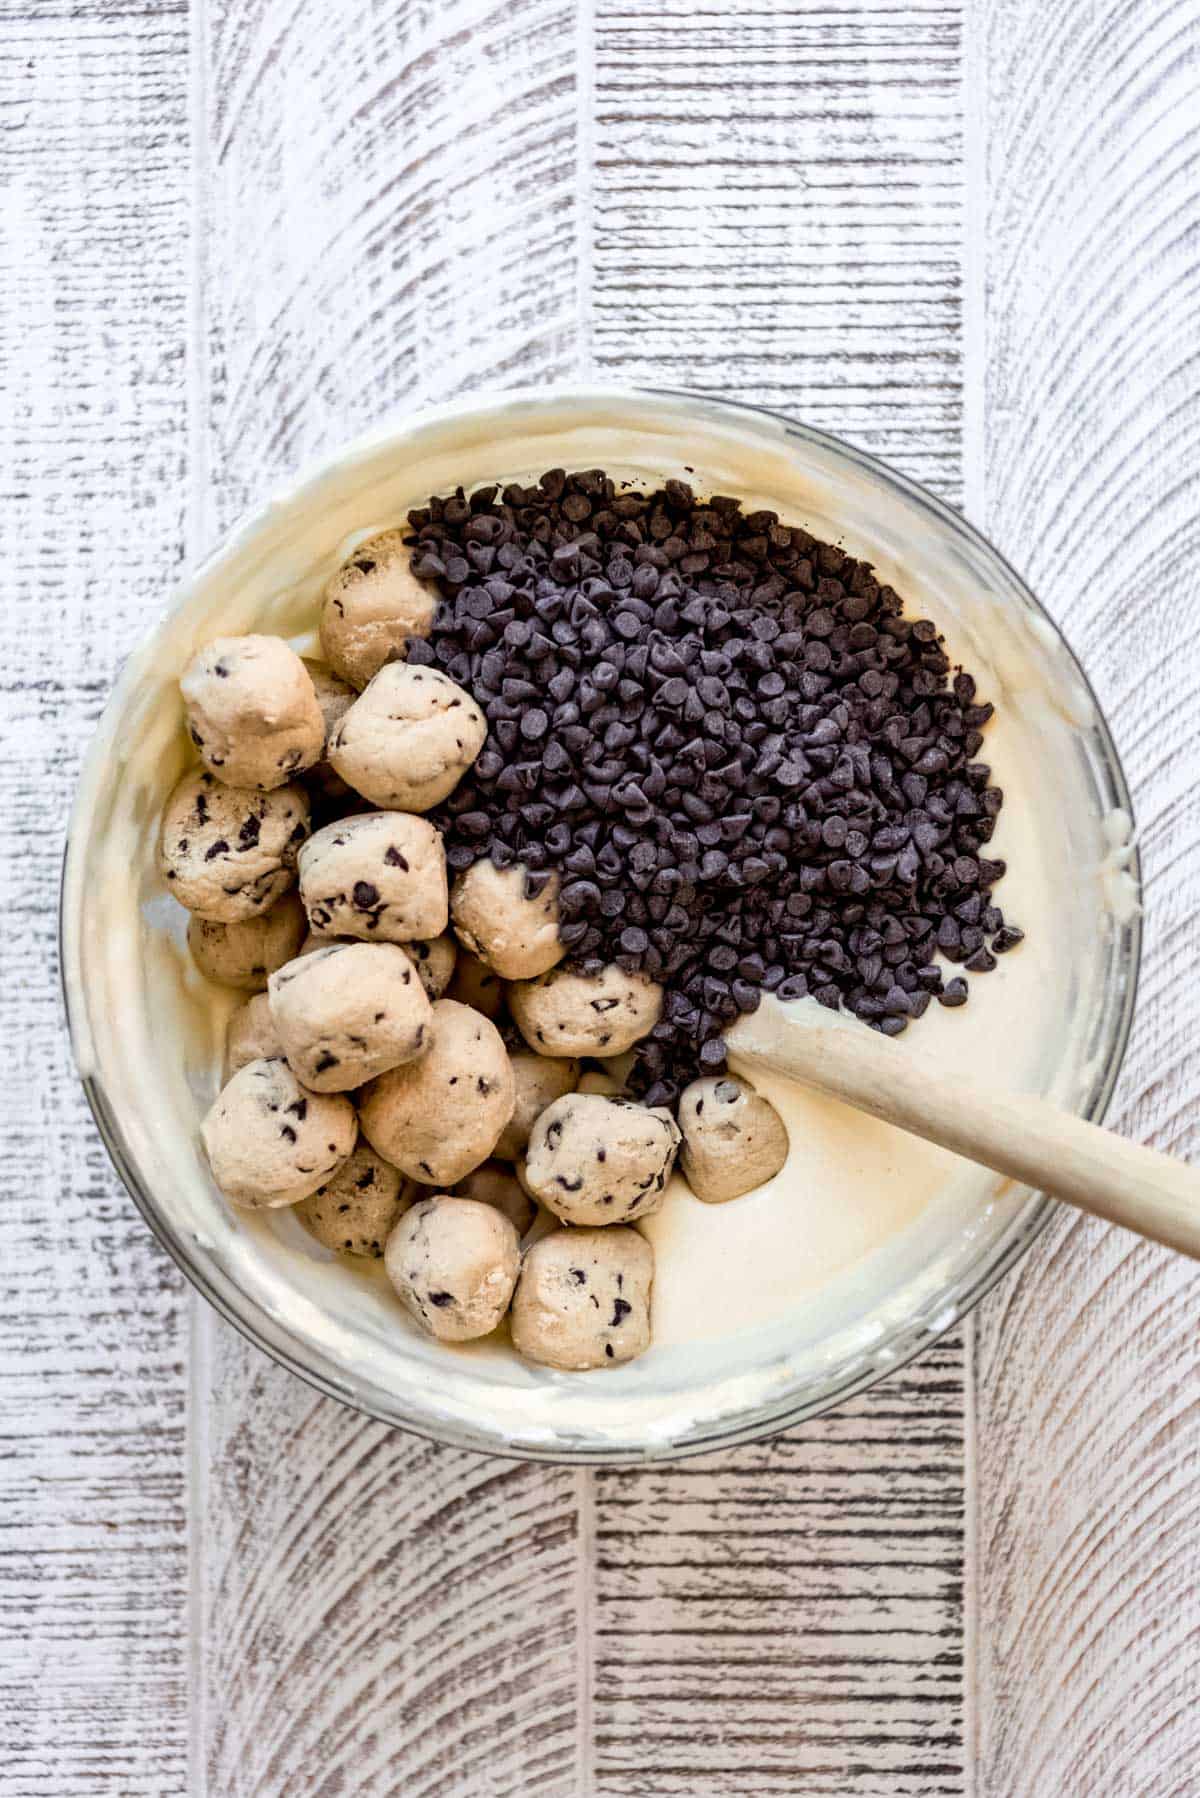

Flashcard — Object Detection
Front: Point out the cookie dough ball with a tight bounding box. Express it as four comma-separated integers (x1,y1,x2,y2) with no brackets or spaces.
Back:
201,1058,357,1209
329,664,486,812
159,770,310,922
320,530,438,689
187,891,306,991
298,812,448,943
301,658,358,807
512,1227,653,1371
455,1161,536,1236
295,1143,412,1257
268,941,432,1092
302,657,356,743
406,933,457,1000
445,948,504,1020
180,635,325,790
297,929,337,957
524,1093,680,1225
358,999,515,1186
678,1074,790,1203
385,1195,520,1342
577,1065,628,1098
450,860,564,980
225,993,283,1075
509,964,663,1058
492,1052,580,1161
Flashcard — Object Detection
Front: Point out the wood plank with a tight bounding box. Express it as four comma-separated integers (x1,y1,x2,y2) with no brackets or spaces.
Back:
968,0,1200,1789
201,1345,581,1796
590,5,968,1789
195,0,585,1790
591,0,966,498
595,1347,966,1797
0,4,192,1792
202,0,582,525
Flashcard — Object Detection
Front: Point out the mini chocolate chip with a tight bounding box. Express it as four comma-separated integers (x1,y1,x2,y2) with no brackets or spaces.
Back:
402,467,1020,1097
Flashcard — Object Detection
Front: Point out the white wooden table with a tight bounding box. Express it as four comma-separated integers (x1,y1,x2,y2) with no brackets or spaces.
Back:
3,2,1199,1792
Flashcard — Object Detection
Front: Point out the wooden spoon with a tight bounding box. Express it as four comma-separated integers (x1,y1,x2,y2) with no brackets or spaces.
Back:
728,997,1200,1261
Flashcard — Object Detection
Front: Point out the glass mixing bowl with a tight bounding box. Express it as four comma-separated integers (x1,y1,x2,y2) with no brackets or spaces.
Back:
61,388,1140,1462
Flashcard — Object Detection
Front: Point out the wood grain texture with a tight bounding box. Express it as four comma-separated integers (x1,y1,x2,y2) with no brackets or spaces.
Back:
203,0,581,526
0,5,191,1793
591,0,965,498
201,1350,581,1797
195,1,585,1791
968,0,1200,1790
595,1346,966,1796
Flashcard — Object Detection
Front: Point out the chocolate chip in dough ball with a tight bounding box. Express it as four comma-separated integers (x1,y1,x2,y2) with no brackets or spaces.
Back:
406,933,457,1000
296,1142,412,1257
492,1052,581,1161
677,1074,790,1203
358,999,515,1186
329,664,486,812
268,941,432,1092
385,1195,520,1342
524,1093,680,1225
509,963,663,1058
445,948,505,1020
160,770,310,922
512,1227,653,1371
450,860,564,981
455,1160,536,1235
201,1057,357,1209
180,635,325,790
299,812,447,943
187,891,306,991
225,992,283,1076
320,529,438,689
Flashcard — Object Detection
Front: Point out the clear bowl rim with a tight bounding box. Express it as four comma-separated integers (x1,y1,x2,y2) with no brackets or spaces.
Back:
60,382,1143,1464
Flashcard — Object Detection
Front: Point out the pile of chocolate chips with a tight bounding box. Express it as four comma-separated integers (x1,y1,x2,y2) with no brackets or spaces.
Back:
404,469,1023,1107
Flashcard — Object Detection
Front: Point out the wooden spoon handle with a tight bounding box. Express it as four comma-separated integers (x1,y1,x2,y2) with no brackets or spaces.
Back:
734,1007,1200,1261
